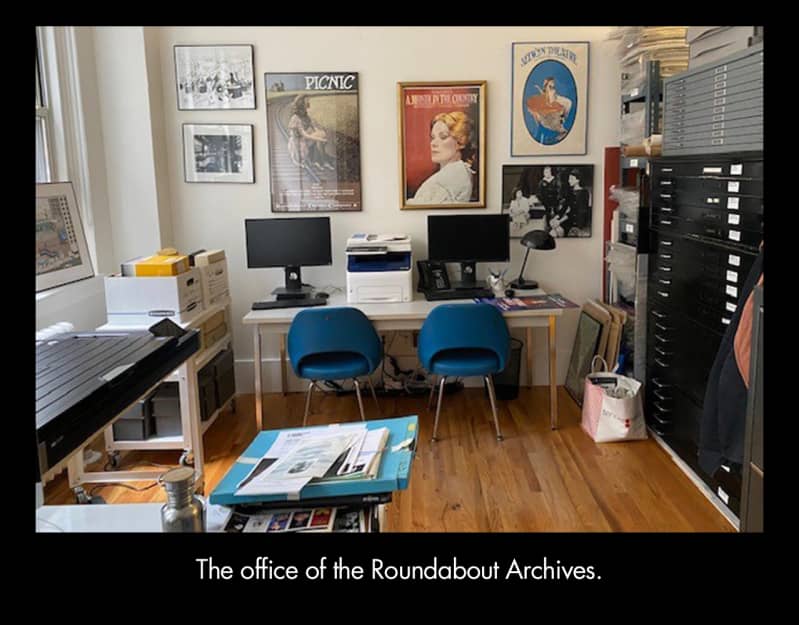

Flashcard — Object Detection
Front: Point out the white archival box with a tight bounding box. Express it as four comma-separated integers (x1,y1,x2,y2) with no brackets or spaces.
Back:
198,258,229,308
105,267,204,325
345,234,413,304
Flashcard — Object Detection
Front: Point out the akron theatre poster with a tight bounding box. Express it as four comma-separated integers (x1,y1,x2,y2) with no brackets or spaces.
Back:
511,43,589,156
265,72,362,212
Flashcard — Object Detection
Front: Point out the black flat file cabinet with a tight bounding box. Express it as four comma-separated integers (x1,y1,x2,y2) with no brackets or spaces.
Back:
647,152,762,519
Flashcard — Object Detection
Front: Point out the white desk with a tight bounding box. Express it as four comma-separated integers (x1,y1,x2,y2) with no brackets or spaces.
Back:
243,291,565,431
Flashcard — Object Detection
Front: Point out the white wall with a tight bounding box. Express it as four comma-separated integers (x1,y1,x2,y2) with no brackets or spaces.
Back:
93,26,621,392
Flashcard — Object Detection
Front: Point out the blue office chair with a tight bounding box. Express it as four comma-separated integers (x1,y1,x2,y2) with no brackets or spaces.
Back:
418,303,510,442
287,307,382,425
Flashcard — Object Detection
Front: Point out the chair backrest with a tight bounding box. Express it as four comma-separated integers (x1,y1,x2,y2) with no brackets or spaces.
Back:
287,306,382,372
418,303,510,371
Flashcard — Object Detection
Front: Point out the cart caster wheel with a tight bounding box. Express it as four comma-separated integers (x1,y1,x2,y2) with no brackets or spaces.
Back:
74,487,90,505
108,451,121,469
179,452,194,467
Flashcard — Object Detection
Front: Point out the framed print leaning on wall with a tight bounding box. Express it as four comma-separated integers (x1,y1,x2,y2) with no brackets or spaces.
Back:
183,123,254,183
36,182,94,292
399,81,486,209
511,42,588,156
265,72,362,212
174,44,255,110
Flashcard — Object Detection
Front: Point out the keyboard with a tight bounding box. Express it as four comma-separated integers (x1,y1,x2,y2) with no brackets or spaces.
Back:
252,297,327,310
423,288,494,301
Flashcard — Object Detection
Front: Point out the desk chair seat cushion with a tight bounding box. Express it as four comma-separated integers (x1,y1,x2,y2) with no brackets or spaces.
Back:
296,352,371,380
418,303,510,375
429,348,502,377
288,307,383,380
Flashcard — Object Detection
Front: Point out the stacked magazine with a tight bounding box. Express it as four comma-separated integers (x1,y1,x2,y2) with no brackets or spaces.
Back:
222,505,373,533
235,424,390,499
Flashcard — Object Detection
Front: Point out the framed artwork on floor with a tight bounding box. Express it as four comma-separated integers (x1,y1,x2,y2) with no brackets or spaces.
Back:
398,81,486,210
265,72,362,212
511,42,589,156
174,44,255,110
36,182,94,292
183,123,254,183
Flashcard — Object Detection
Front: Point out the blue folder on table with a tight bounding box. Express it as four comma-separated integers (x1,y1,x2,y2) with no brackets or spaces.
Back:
209,415,418,506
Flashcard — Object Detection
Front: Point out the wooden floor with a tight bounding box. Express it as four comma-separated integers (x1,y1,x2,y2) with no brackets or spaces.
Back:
44,387,734,532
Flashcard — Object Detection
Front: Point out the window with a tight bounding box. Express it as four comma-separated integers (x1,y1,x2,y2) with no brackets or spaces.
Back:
35,32,53,183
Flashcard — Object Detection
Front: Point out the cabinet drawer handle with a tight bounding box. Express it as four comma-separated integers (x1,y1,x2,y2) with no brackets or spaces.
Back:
654,358,670,368
651,309,666,319
659,265,672,272
654,401,672,413
658,253,673,260
655,346,673,357
661,240,674,247
652,413,673,426
655,334,673,344
660,193,672,199
651,377,673,389
658,279,672,286
657,291,670,298
660,206,674,213
655,322,671,332
660,219,673,226
653,389,672,401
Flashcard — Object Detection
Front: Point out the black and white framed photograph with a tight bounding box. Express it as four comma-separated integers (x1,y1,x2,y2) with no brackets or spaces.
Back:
183,123,254,183
174,45,255,110
36,182,94,292
501,164,593,239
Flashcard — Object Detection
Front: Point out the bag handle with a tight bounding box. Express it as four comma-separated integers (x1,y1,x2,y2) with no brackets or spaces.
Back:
590,355,609,374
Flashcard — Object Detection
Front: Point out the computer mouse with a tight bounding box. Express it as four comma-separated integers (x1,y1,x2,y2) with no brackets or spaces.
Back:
316,291,329,299
505,289,515,297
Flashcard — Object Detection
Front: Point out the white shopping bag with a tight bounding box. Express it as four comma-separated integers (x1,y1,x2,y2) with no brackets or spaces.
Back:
581,357,647,443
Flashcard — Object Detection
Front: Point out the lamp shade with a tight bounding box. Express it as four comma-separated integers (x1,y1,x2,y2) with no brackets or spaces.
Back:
521,229,556,251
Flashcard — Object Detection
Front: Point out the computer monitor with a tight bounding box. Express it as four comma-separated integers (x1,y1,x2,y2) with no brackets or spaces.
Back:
245,217,332,297
427,214,510,287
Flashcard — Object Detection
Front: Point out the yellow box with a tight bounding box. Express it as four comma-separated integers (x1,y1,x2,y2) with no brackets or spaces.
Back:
134,255,190,277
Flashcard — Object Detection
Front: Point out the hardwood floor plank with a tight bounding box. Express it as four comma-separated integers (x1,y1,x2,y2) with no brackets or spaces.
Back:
43,388,734,532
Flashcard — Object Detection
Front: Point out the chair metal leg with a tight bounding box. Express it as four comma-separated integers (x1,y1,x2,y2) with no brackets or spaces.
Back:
302,380,316,426
366,375,381,418
431,376,447,443
485,375,504,441
428,375,438,410
353,378,366,421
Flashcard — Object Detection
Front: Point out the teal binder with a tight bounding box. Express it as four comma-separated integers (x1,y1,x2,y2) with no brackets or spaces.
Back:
209,415,418,506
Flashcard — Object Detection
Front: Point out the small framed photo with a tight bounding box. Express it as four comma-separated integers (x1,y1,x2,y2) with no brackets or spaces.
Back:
36,182,94,292
183,123,254,183
174,44,255,110
398,81,486,210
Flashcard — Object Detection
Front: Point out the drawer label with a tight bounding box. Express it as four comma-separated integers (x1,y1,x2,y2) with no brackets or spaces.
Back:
629,158,638,167
713,97,726,106
726,270,738,283
728,213,740,225
717,487,730,504
731,163,743,175
703,167,722,174
625,223,635,233
630,88,640,97
706,197,720,204
728,254,741,266
722,317,731,326
714,73,727,82
713,122,725,130
712,130,725,137
727,197,740,209
726,285,738,298
726,302,737,313
713,106,725,114
727,181,740,193
712,138,725,145
714,88,727,97
729,229,741,241
715,65,727,74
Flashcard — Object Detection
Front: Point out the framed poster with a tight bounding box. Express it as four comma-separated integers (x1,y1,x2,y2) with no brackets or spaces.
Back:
502,164,593,238
36,182,94,292
174,44,255,110
265,72,362,212
183,123,254,183
398,81,486,210
511,42,589,156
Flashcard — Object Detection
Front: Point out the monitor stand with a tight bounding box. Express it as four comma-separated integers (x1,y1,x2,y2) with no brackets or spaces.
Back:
271,265,313,300
451,261,477,290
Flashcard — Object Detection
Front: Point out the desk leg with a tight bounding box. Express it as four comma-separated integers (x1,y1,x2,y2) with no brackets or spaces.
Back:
526,327,534,388
280,334,288,396
254,325,263,431
178,357,205,490
548,315,558,430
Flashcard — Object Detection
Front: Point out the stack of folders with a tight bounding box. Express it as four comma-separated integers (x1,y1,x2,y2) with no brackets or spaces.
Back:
235,423,390,499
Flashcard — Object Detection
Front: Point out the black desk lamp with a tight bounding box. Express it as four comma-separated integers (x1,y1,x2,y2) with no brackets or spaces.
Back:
510,230,556,290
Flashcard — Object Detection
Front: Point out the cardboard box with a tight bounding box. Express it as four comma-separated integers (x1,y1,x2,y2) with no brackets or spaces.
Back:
199,259,230,307
105,268,203,325
121,254,190,277
194,249,226,266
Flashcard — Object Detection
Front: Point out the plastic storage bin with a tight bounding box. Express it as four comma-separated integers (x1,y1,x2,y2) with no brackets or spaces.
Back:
151,382,182,436
112,398,154,440
491,338,524,400
198,362,218,421
212,349,236,408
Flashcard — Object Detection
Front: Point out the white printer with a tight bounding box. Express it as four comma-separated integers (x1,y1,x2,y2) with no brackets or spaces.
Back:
346,234,413,303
